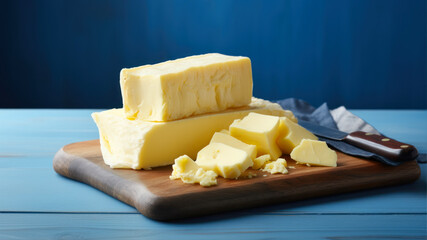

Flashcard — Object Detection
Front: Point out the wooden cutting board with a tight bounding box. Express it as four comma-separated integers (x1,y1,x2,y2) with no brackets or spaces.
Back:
53,140,420,221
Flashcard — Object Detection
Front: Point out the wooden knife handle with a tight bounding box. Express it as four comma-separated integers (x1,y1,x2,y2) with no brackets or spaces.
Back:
344,131,418,163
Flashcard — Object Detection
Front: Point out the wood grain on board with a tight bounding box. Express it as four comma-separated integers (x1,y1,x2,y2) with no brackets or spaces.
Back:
53,140,421,221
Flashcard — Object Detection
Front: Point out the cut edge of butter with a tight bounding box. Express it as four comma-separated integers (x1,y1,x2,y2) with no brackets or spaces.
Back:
210,131,257,160
277,117,318,154
229,112,282,160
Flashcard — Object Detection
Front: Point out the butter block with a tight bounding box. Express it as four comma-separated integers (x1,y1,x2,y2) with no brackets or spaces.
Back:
120,53,253,121
92,98,290,169
263,158,288,174
252,154,271,170
277,117,318,154
290,139,337,167
210,132,257,160
170,155,217,187
196,142,253,179
229,113,282,160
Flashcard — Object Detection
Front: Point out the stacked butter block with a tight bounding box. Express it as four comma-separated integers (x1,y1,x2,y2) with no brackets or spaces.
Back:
92,53,295,170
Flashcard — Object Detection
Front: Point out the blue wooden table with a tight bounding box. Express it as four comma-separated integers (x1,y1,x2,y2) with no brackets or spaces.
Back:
0,109,426,239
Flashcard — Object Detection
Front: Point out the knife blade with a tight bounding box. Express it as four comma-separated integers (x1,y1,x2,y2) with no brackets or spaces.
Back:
298,120,418,163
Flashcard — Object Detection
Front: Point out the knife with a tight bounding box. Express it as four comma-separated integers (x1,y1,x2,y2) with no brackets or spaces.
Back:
298,120,419,163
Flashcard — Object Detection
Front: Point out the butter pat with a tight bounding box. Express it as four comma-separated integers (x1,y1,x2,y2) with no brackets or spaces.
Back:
230,113,282,160
170,155,217,187
120,53,253,121
263,158,288,174
210,132,257,160
92,98,289,169
277,117,318,154
196,143,253,179
290,139,337,167
252,154,271,170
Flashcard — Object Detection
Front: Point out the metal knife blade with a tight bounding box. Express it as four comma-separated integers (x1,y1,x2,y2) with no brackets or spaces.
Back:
298,120,347,140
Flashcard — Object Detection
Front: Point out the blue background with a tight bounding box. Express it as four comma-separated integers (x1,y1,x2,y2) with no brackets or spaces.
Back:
0,0,426,109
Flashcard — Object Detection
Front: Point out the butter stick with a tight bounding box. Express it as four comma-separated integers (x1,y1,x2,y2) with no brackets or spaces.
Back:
120,53,253,121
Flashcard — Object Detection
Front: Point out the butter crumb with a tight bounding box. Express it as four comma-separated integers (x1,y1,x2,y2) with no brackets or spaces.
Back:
252,154,271,170
288,166,295,169
262,158,288,174
195,169,218,187
170,155,218,187
246,172,257,179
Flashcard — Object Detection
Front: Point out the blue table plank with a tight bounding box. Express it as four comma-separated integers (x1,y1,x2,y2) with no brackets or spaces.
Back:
0,213,425,240
0,157,57,169
0,168,136,213
0,109,100,157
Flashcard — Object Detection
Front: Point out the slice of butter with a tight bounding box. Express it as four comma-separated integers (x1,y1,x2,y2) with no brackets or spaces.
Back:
92,98,292,169
210,132,257,160
196,142,253,179
120,53,253,121
229,113,282,160
290,139,337,167
263,158,288,174
277,117,318,154
252,154,271,170
170,155,217,187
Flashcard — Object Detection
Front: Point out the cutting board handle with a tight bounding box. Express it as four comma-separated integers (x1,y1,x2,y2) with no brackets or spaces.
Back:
344,131,418,163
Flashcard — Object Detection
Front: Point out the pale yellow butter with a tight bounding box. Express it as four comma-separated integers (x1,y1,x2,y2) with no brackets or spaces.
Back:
290,139,337,167
120,53,253,121
262,158,288,174
277,117,318,154
92,98,291,169
196,142,253,179
170,155,217,187
210,132,257,160
219,129,230,134
229,113,282,160
252,154,271,170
